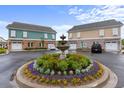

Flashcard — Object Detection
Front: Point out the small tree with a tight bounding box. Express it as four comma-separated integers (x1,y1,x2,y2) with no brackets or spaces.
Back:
122,39,124,45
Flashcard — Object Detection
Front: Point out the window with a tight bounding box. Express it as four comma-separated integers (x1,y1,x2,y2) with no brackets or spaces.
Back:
112,28,118,36
77,32,80,38
44,33,48,38
99,29,104,36
69,33,72,38
52,34,55,39
28,42,33,48
23,32,27,38
10,30,16,37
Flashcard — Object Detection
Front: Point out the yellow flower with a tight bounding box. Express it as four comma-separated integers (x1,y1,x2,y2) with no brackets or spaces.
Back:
63,79,68,86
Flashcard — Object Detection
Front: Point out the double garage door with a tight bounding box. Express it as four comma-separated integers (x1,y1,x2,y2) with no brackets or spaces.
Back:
105,42,118,51
11,42,22,51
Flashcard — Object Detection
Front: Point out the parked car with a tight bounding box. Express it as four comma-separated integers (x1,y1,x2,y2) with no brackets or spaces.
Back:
91,42,102,53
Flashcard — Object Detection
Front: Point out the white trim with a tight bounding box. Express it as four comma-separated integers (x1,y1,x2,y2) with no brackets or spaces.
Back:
9,38,56,41
68,37,120,41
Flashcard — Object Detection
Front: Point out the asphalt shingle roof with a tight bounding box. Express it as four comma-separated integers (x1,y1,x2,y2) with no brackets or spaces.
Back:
6,22,56,33
68,19,123,32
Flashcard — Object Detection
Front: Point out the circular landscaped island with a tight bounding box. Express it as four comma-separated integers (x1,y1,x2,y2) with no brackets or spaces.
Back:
22,53,103,87
14,53,118,88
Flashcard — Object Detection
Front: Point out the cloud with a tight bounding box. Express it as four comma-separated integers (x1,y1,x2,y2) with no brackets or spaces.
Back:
0,21,10,26
0,20,10,39
68,5,124,24
52,25,73,40
68,6,83,15
68,5,124,38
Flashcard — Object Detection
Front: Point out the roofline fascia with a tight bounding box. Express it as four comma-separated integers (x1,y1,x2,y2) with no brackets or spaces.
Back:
67,24,123,33
7,27,57,33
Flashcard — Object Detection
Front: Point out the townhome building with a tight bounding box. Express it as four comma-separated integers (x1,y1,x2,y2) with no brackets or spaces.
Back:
7,22,56,51
0,36,7,48
68,19,123,51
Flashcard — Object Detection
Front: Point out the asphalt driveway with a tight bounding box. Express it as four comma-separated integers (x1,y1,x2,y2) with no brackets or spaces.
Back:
81,52,124,88
0,50,124,88
0,50,56,88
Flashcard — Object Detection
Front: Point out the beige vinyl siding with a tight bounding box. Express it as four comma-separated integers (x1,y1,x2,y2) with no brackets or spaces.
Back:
69,27,120,39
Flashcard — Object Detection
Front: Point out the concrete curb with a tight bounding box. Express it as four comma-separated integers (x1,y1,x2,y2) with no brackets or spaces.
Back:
10,60,118,88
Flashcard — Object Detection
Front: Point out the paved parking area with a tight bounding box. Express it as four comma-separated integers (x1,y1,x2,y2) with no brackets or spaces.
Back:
0,50,124,88
80,52,124,88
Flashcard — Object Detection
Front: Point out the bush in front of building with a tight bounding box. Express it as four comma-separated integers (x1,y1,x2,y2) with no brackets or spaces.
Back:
76,48,91,52
0,48,6,54
24,47,47,50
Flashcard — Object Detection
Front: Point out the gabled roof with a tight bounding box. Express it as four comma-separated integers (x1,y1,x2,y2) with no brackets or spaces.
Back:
0,36,6,42
68,19,123,32
6,22,56,33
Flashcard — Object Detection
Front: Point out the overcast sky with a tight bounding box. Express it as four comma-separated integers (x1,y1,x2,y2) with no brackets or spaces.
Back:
0,5,124,40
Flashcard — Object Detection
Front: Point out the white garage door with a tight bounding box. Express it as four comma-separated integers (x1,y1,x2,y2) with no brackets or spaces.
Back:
105,42,118,51
69,44,77,50
12,42,22,51
48,44,56,50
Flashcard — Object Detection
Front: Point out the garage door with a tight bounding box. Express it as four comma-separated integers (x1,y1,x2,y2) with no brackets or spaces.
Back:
69,44,77,50
105,42,118,51
48,44,56,50
12,42,22,51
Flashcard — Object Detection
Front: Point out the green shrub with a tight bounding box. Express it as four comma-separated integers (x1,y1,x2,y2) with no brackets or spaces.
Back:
44,69,50,75
24,47,47,50
36,53,61,70
57,60,68,71
75,69,81,75
63,71,67,75
35,53,91,75
0,48,6,54
66,54,90,70
80,56,91,68
68,60,82,70
66,53,82,62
